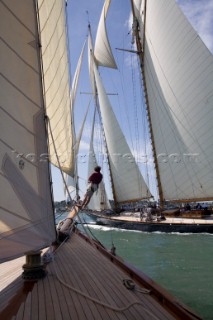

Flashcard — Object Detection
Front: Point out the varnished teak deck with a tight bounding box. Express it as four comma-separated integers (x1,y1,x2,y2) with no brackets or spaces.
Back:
0,230,201,319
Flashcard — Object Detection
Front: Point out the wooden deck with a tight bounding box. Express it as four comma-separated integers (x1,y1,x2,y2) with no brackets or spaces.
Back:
0,230,201,320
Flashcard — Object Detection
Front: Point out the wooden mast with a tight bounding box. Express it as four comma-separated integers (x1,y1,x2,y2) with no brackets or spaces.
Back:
88,23,118,208
96,102,118,209
130,0,164,208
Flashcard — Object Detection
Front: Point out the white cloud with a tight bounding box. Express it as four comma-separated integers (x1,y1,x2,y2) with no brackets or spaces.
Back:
177,0,213,53
79,139,89,151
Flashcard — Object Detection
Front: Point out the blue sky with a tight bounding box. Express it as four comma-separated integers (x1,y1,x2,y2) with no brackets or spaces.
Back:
52,0,213,202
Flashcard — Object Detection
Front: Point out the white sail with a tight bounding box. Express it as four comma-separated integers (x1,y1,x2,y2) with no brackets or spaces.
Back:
71,41,86,116
0,0,55,262
65,175,77,201
93,62,151,203
64,43,87,200
70,40,86,151
87,109,111,211
138,0,213,201
88,25,98,105
88,27,112,208
65,102,90,200
94,0,117,69
38,0,74,175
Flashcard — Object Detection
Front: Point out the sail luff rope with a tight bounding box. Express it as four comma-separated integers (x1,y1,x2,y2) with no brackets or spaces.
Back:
130,44,144,198
138,58,152,196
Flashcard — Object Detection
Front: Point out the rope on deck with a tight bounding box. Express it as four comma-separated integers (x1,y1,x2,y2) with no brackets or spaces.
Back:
52,258,160,320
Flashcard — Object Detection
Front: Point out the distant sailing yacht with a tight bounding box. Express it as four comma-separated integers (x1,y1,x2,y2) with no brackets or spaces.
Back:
80,0,213,232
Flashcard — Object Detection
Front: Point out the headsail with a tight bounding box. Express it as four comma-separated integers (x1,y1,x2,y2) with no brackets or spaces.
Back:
64,42,86,200
93,62,152,203
38,0,74,176
94,0,117,69
70,41,86,117
133,0,213,202
65,101,90,200
0,0,55,262
87,109,111,211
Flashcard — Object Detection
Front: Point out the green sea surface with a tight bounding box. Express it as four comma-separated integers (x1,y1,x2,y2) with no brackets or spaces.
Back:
56,213,213,319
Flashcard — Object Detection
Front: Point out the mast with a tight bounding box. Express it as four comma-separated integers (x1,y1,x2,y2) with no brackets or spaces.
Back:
92,0,152,206
131,0,164,207
87,107,111,210
88,23,118,207
96,101,118,208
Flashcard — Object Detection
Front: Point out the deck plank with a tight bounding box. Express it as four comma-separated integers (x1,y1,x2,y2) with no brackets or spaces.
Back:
64,239,135,320
50,234,176,320
37,280,46,320
15,302,24,320
42,274,56,320
52,248,100,320
1,232,200,320
47,266,72,320
50,253,87,320
63,242,125,320
23,292,31,320
70,235,152,319
31,284,38,320
47,274,63,320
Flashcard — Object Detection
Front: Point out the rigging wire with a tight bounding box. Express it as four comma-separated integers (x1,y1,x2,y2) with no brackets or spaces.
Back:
93,106,115,248
47,115,94,243
130,45,144,198
137,56,154,197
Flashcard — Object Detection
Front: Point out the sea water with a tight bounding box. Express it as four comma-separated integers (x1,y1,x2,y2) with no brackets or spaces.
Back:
55,212,213,320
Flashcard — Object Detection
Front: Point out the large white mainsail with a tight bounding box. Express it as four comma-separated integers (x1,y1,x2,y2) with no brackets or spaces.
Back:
133,0,213,202
38,0,74,176
0,0,55,262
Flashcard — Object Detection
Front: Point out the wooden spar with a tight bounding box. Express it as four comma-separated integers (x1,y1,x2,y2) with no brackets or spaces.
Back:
87,23,118,208
115,48,141,54
96,101,118,208
80,91,118,95
130,0,164,208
